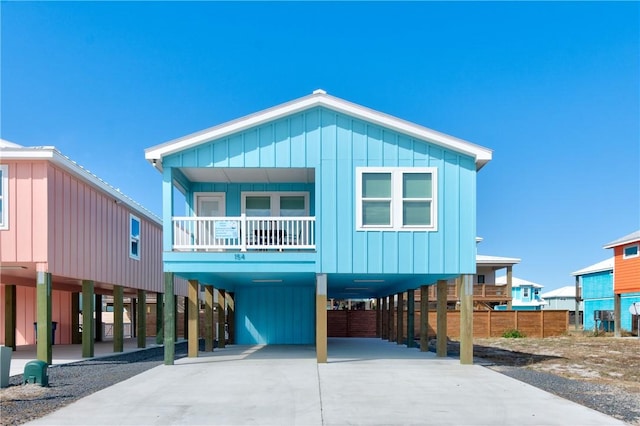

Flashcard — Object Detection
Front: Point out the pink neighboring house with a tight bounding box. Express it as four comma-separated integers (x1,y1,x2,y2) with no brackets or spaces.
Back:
0,139,186,355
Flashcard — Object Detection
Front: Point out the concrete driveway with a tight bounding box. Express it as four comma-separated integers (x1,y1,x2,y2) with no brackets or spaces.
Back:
26,338,625,425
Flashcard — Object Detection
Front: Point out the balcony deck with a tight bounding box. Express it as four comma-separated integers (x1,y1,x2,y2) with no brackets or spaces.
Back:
172,215,316,252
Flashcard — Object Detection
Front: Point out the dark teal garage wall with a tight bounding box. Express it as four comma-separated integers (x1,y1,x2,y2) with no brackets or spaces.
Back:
236,284,315,344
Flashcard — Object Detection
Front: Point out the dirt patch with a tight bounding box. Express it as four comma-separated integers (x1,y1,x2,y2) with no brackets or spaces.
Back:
471,334,640,394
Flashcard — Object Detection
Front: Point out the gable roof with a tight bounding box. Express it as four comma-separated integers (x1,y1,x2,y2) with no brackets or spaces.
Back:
0,143,161,225
541,286,576,298
603,230,640,249
571,258,614,276
495,276,544,288
145,89,493,171
476,254,521,267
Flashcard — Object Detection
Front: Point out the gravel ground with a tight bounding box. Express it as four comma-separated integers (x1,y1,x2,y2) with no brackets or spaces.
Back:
488,365,640,425
2,341,638,426
0,342,190,426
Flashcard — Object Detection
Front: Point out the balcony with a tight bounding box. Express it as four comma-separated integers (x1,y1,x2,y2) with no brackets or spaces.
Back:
172,215,316,252
427,284,512,302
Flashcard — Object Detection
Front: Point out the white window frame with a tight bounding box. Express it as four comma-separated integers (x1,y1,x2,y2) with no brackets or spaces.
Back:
355,167,438,231
0,165,7,230
623,243,639,259
241,192,310,216
522,287,530,299
129,214,141,260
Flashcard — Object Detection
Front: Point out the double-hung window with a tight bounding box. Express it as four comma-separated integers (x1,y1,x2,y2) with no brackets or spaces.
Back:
356,167,437,231
130,214,140,260
0,165,7,230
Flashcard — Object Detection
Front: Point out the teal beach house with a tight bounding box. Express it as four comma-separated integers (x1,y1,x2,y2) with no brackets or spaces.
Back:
145,90,492,363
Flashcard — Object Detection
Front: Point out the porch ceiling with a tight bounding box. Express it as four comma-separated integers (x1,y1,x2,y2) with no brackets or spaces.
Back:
181,167,315,183
177,271,455,300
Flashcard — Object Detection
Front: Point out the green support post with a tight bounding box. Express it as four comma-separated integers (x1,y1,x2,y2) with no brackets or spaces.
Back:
397,293,403,345
82,281,95,358
36,271,53,364
4,285,16,350
205,286,214,352
407,289,415,348
113,285,124,353
71,292,81,344
137,290,146,348
420,285,429,352
164,273,175,365
95,294,103,342
156,292,164,344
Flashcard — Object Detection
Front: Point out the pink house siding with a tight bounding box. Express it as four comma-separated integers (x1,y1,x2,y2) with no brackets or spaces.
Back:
0,160,49,262
0,285,72,345
44,163,165,292
1,145,186,348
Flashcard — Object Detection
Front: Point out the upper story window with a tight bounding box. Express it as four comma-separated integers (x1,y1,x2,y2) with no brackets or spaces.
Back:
623,244,639,259
356,167,437,231
0,165,7,230
522,287,530,298
130,214,140,260
477,275,485,284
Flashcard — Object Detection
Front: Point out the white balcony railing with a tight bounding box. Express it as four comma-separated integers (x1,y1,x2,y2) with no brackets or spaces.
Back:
172,215,316,251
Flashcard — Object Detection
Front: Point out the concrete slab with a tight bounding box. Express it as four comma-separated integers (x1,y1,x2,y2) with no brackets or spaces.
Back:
25,338,625,426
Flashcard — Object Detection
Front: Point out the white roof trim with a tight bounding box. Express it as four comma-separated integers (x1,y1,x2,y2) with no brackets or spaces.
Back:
495,276,543,288
476,254,521,265
0,146,161,225
541,286,576,298
145,90,493,171
603,230,640,249
571,258,614,276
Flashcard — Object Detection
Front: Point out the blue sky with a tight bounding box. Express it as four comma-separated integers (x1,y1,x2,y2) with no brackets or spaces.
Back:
2,2,638,291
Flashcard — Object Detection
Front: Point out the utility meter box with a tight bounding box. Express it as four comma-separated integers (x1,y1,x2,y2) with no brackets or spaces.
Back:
23,360,49,387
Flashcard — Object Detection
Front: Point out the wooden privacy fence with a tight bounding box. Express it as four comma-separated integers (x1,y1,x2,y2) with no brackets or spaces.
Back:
328,310,568,339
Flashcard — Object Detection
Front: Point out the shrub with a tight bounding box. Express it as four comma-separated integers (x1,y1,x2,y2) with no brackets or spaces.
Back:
502,329,526,338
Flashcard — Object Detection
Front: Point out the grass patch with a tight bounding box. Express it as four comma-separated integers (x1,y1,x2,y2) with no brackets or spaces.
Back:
502,329,526,338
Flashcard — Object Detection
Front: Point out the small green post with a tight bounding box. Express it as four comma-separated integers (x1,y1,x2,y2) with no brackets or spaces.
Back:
164,273,175,365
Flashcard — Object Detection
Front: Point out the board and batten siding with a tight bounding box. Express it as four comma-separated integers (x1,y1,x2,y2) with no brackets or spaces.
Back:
581,270,614,299
164,107,478,275
613,245,640,294
0,161,49,262
0,159,171,294
45,162,165,292
234,283,315,344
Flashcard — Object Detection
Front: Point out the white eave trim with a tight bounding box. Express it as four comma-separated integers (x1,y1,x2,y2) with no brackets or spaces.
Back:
145,91,493,170
0,146,161,226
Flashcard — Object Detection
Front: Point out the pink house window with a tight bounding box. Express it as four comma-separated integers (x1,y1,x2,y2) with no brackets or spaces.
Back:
130,214,140,260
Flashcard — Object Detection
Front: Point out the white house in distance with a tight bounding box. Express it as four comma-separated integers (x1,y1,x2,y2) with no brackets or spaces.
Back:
542,286,580,310
542,285,582,325
494,276,546,311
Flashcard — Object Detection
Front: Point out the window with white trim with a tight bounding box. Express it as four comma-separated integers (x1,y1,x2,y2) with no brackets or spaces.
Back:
130,214,140,260
356,167,437,230
623,244,639,259
241,192,309,217
0,165,7,230
522,288,530,299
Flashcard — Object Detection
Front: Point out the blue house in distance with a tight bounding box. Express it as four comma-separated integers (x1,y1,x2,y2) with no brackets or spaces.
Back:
145,90,492,363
